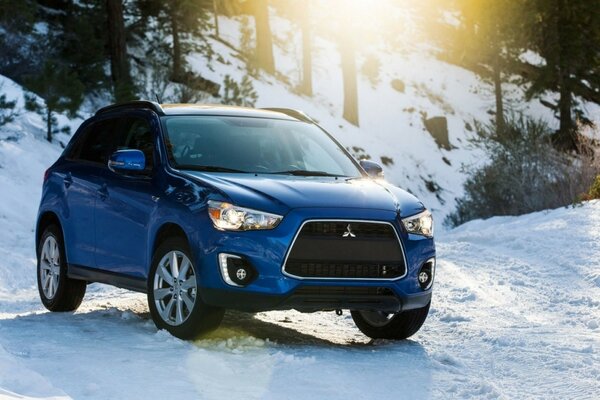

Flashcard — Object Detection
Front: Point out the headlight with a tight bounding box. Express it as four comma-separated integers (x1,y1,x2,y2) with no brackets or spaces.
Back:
207,200,282,231
402,210,433,238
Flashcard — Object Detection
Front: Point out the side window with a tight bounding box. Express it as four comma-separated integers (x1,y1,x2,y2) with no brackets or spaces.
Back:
64,123,94,160
78,118,119,164
119,116,155,171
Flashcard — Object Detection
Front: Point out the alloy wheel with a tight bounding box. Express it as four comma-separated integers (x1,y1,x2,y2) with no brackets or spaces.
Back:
39,235,61,299
153,251,198,326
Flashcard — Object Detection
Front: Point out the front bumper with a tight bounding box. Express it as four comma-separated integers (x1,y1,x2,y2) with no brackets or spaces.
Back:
192,207,436,312
202,286,432,313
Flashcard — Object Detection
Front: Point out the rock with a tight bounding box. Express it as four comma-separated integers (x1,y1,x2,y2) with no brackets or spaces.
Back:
423,116,452,150
391,79,405,93
380,156,394,166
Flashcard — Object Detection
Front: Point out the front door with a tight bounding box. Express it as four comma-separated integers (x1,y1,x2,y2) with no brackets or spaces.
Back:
94,114,160,279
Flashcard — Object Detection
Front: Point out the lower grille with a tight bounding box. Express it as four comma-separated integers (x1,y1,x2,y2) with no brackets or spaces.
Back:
294,286,395,296
285,286,402,312
283,220,406,280
285,261,404,279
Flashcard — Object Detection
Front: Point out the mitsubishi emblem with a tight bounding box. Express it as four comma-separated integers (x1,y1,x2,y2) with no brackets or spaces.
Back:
342,224,356,238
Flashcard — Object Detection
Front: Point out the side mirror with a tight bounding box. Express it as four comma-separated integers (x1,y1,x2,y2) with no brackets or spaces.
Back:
359,159,384,179
108,149,146,173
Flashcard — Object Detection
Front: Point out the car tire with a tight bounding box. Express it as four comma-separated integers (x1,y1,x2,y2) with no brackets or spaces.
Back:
147,237,224,340
37,224,87,311
351,302,431,340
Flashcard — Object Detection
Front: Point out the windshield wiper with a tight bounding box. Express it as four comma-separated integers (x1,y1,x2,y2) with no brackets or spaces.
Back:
176,165,249,173
269,169,345,177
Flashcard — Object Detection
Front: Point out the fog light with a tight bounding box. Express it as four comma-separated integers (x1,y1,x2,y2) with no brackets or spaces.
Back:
418,258,436,290
218,253,257,287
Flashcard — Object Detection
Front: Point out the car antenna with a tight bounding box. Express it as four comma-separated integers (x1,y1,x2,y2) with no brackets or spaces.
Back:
154,93,162,104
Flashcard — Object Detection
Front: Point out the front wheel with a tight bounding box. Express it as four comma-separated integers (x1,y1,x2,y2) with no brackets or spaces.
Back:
351,302,431,340
147,237,224,339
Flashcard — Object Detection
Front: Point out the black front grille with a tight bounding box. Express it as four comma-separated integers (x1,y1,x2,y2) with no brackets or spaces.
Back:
300,222,395,238
284,221,406,279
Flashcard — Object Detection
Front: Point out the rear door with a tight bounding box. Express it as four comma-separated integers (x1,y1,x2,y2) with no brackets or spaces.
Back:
94,113,161,279
61,118,118,268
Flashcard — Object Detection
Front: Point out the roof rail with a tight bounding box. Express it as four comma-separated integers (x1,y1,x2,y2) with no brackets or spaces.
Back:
95,100,164,116
260,108,314,123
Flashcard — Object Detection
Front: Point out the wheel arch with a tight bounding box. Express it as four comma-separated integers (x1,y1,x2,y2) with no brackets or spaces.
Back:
150,222,192,261
36,211,63,252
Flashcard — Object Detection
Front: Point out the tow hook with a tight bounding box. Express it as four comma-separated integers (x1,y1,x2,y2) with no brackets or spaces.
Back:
335,309,343,316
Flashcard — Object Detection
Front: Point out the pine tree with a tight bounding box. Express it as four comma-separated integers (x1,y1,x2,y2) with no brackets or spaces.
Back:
0,0,35,31
106,0,135,102
521,0,600,150
135,0,211,82
0,0,38,81
59,1,109,94
24,61,84,142
454,0,524,134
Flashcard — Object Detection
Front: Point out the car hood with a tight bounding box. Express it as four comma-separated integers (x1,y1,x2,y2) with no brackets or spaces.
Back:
181,171,425,217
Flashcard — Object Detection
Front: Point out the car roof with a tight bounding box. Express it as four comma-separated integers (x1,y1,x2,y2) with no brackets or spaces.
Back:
95,101,309,122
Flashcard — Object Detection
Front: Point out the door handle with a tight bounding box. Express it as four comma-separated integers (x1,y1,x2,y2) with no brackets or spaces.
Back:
63,173,73,189
97,184,109,201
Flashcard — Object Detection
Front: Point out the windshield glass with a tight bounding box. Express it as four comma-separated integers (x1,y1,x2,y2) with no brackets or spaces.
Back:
161,116,362,177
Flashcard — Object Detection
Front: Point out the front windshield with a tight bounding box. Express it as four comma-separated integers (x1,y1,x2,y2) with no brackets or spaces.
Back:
161,116,362,177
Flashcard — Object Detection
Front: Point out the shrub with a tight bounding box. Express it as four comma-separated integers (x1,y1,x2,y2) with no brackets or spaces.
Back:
361,55,381,87
446,115,600,227
587,175,600,200
0,85,18,127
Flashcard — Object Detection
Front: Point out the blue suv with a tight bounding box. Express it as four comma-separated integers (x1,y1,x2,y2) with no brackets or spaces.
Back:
36,101,435,340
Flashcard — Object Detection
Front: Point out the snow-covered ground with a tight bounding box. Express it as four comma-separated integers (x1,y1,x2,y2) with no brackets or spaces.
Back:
1,89,599,399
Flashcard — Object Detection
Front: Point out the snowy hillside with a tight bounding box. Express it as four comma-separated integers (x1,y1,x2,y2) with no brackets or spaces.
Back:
0,79,599,398
183,13,600,219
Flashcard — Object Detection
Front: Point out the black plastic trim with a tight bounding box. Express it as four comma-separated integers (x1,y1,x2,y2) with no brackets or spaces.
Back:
68,264,147,293
201,287,431,313
96,101,164,116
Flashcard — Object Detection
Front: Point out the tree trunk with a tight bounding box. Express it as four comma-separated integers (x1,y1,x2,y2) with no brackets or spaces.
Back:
46,106,52,143
254,0,275,74
106,0,133,102
492,53,504,134
213,0,219,37
556,0,575,149
300,2,312,96
340,36,359,126
557,71,573,146
170,7,183,81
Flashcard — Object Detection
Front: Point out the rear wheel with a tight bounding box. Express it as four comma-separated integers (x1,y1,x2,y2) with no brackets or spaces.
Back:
147,237,224,339
37,225,86,311
351,302,431,340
